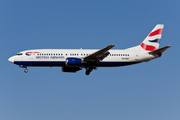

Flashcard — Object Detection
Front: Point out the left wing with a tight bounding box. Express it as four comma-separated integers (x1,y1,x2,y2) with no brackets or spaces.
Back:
83,45,115,62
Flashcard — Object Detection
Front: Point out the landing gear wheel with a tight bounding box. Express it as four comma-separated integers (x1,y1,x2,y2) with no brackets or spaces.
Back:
85,70,90,75
24,69,28,73
85,67,94,75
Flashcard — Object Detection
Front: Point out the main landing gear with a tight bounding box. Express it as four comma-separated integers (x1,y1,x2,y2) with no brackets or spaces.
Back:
85,67,96,75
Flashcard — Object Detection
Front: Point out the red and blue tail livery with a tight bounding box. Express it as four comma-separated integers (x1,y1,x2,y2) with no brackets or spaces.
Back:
140,24,164,51
8,24,171,75
148,28,163,37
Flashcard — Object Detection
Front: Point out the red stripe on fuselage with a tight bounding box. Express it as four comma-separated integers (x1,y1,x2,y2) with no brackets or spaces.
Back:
26,52,33,54
148,29,163,37
26,52,40,54
140,43,157,51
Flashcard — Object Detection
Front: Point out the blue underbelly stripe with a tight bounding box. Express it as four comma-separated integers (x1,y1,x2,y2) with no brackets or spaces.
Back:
14,61,66,66
14,61,139,67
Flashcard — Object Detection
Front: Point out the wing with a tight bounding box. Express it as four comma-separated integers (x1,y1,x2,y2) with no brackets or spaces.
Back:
83,45,115,62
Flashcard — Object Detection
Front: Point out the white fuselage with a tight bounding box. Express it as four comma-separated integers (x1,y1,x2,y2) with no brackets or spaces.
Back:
8,24,170,75
8,49,158,67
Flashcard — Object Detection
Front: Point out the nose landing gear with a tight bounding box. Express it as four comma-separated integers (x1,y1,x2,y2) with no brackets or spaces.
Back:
24,68,28,73
19,65,28,73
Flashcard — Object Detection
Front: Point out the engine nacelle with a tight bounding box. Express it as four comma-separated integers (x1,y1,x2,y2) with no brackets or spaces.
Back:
66,57,82,66
62,67,81,72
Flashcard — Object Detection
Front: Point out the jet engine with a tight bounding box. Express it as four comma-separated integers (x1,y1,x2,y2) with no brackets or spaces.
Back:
66,57,82,66
62,67,81,72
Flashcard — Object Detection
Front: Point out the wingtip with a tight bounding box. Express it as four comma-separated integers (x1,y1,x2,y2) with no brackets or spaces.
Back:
165,45,172,49
107,44,116,47
167,45,172,48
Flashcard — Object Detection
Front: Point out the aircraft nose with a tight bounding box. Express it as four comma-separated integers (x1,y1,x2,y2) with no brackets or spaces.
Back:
8,56,14,63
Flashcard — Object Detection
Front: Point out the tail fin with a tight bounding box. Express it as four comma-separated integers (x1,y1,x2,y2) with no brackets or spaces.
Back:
140,24,164,51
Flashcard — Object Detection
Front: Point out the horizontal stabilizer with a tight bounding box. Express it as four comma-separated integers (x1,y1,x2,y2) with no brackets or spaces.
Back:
149,45,171,54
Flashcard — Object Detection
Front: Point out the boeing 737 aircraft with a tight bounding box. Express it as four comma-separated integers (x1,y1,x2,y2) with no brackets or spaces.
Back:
8,24,171,75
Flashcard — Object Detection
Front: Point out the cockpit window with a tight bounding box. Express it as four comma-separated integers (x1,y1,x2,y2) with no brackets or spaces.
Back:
16,53,23,55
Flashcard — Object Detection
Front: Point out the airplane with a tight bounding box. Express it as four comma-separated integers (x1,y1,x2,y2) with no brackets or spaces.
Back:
8,24,171,75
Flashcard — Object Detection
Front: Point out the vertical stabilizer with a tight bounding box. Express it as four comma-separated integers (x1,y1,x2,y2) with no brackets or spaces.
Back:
140,24,164,51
